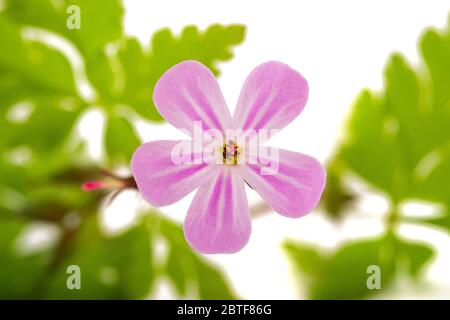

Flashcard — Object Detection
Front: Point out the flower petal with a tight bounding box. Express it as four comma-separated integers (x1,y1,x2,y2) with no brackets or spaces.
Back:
131,140,220,207
232,61,308,137
153,60,232,136
184,167,251,254
240,148,326,218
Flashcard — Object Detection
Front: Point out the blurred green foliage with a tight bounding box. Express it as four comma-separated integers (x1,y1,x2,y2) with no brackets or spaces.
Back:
1,0,245,165
285,232,433,299
286,16,450,298
43,212,235,299
0,0,244,299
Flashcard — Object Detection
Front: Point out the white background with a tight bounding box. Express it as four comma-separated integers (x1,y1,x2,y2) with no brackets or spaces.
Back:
96,0,450,299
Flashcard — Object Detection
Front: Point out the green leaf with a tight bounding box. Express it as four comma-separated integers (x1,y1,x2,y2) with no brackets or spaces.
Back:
2,3,247,167
0,143,101,220
156,213,237,299
115,37,161,120
23,40,78,95
394,235,434,277
0,219,53,299
4,0,124,98
4,2,245,121
7,99,83,153
420,19,450,111
320,159,356,219
45,215,154,299
0,96,83,155
341,82,407,200
149,24,246,76
0,15,77,95
411,147,450,203
0,13,83,155
115,24,246,121
411,205,450,232
284,233,433,299
104,114,141,165
4,0,124,62
282,241,327,292
21,183,100,221
0,14,28,69
195,259,237,300
329,18,450,209
285,237,394,299
0,210,236,299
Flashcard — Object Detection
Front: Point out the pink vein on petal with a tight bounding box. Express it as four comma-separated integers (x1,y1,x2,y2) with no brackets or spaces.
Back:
184,167,251,254
153,60,232,136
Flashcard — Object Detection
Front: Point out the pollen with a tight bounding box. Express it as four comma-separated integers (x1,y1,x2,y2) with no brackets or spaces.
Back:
222,140,240,165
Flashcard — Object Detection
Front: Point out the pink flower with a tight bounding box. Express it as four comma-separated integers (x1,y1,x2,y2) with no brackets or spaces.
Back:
131,60,326,254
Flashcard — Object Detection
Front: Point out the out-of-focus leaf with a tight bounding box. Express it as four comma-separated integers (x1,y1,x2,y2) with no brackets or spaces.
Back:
0,143,101,220
384,54,450,203
114,24,246,121
194,259,237,300
394,235,435,277
104,114,141,165
23,41,78,94
5,0,123,55
285,237,394,299
0,13,83,155
21,184,100,221
320,159,356,219
0,158,28,196
0,15,77,95
5,99,83,153
0,219,52,299
420,17,450,112
411,205,450,233
45,215,153,299
422,214,450,231
282,242,326,290
2,2,246,166
4,0,124,98
284,233,433,299
156,213,237,299
410,142,450,203
0,15,28,70
150,24,246,76
114,37,159,120
340,88,407,201
0,210,235,299
4,1,246,123
0,98,83,154
326,18,450,218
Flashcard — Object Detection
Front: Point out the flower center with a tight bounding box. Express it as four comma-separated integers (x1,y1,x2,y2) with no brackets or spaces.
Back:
222,140,240,165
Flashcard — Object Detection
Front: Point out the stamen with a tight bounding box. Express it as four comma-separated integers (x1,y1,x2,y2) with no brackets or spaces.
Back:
222,140,240,165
